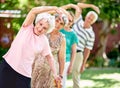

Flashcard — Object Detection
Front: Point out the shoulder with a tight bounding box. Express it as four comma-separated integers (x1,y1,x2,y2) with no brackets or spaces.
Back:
60,32,65,37
21,23,34,30
72,17,84,30
71,30,77,34
89,28,95,37
59,32,66,42
74,15,83,23
86,27,95,40
70,29,78,36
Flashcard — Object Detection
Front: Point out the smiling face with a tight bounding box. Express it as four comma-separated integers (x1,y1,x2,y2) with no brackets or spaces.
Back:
55,16,64,30
84,13,96,26
34,18,49,36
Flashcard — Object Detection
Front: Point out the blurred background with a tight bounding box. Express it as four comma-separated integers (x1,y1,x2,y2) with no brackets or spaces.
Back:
0,0,120,88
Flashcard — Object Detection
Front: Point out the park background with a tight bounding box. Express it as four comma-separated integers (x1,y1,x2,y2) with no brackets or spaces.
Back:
0,0,120,88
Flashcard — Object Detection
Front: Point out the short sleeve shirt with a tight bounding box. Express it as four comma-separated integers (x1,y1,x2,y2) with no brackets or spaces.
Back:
3,24,52,78
60,29,78,62
72,15,95,51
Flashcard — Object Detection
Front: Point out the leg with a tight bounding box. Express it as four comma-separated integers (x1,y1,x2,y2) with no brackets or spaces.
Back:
16,72,31,88
72,52,83,88
0,59,16,88
62,62,70,88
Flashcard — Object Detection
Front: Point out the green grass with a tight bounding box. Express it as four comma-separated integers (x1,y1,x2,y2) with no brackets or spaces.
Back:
67,68,120,88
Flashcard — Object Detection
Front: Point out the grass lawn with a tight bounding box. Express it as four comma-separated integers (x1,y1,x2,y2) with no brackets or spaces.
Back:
66,68,120,88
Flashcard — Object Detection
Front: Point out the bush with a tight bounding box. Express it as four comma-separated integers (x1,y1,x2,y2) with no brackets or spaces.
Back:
107,48,119,60
94,56,104,67
0,47,8,62
107,48,120,67
87,56,104,67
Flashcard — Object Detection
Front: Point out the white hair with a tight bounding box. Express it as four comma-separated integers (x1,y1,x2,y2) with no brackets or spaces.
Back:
86,11,98,24
35,13,55,33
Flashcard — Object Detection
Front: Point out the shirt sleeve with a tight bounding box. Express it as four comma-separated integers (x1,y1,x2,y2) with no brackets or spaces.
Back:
74,15,83,23
71,32,79,45
86,33,95,50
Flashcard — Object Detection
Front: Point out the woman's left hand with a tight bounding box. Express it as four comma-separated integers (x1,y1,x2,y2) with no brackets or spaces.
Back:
54,75,61,83
54,75,62,88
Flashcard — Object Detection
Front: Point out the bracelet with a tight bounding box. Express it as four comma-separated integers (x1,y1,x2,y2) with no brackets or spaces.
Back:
59,75,63,79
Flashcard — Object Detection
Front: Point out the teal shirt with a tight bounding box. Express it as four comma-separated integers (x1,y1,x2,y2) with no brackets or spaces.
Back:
60,29,78,62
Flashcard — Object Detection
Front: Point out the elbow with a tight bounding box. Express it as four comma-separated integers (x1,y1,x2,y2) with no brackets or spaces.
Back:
30,7,37,14
46,54,54,61
59,57,65,66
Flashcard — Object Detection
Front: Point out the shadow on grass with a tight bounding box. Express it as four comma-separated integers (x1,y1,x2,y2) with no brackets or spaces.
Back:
67,68,120,88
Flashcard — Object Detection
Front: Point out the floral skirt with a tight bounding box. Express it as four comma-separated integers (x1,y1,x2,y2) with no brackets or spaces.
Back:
31,56,56,88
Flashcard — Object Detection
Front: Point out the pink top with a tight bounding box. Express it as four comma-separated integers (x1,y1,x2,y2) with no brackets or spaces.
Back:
3,24,52,78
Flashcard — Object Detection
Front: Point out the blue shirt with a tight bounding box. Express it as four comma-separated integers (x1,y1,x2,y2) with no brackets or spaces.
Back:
60,29,78,62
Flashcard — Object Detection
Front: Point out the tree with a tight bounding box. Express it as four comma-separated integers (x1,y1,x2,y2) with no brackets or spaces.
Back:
85,0,120,64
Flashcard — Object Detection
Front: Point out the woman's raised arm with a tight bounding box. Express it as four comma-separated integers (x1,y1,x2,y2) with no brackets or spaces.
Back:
23,6,58,27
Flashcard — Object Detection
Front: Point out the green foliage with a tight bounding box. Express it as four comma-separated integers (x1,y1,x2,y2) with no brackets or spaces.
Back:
44,0,77,6
94,56,104,67
86,0,120,23
108,58,120,67
0,47,8,62
107,48,120,67
88,48,120,67
107,48,119,60
110,29,117,35
116,59,120,67
11,18,25,34
67,68,120,88
87,55,105,67
0,0,20,10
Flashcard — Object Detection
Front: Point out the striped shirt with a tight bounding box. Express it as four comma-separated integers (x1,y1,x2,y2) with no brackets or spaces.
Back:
72,15,95,52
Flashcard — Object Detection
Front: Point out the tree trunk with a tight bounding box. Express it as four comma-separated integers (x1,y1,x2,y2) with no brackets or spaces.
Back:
95,20,111,65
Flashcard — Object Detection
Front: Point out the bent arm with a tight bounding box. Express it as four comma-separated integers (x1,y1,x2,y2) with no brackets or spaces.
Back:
61,3,100,20
61,4,81,20
77,3,100,14
23,6,58,27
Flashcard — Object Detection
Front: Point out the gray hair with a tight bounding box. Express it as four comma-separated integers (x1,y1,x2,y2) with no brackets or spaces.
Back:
35,13,55,33
86,11,98,24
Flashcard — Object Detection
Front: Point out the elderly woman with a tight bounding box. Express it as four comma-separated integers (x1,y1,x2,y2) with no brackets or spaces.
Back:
60,11,78,88
0,6,61,88
31,9,70,88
